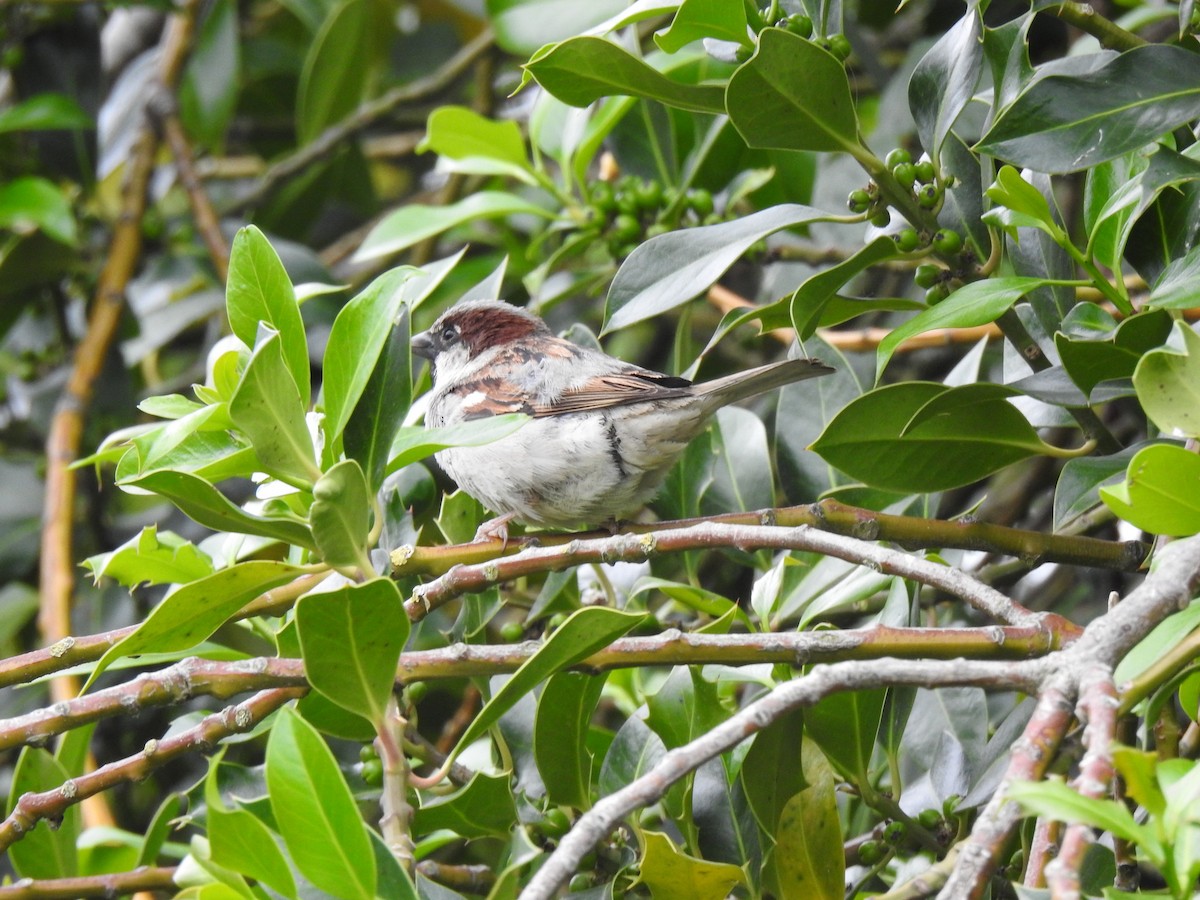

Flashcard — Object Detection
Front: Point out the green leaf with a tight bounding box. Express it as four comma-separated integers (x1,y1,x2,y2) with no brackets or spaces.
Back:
320,266,415,468
7,749,79,879
206,762,297,898
310,459,373,572
767,738,843,900
1053,450,1131,531
1057,309,1173,398
296,578,407,724
655,0,748,53
1112,746,1168,820
446,607,648,766
1101,444,1200,536
875,277,1049,379
413,772,519,839
179,0,240,148
267,707,376,900
645,667,725,750
908,8,983,165
637,831,747,898
787,236,902,337
226,227,309,406
0,93,91,133
385,415,529,476
523,37,725,113
487,0,627,54
977,44,1200,174
0,176,77,246
419,105,532,171
1148,244,1200,310
1007,780,1157,853
703,407,774,514
86,561,305,691
985,166,1061,239
804,689,886,784
230,329,319,488
534,671,607,808
605,203,836,332
120,469,315,549
740,708,806,836
1133,322,1200,438
353,191,553,262
811,383,1049,493
296,0,380,144
83,526,214,588
725,28,862,155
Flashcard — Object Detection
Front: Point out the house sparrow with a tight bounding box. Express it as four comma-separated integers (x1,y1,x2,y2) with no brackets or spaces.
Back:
411,299,833,532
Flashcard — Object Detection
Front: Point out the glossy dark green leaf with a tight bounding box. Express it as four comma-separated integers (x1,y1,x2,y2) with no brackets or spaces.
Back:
446,607,648,766
645,667,725,750
605,203,835,331
1053,449,1133,531
1101,444,1200,536
297,0,381,143
0,176,77,246
694,757,761,869
908,8,982,164
179,0,240,148
296,578,407,723
977,45,1200,173
413,772,519,838
876,276,1049,379
344,306,412,491
206,762,297,898
320,266,415,468
811,382,1049,492
230,330,320,488
787,236,901,337
7,749,79,879
982,15,1033,115
702,407,774,515
86,560,305,690
1133,322,1200,438
83,525,214,588
523,37,725,113
740,707,806,836
120,470,315,550
309,459,373,572
655,0,748,52
0,93,91,133
267,707,376,899
226,227,309,407
1148,243,1200,310
1056,309,1173,397
353,192,553,262
725,28,861,154
804,688,886,784
534,671,607,808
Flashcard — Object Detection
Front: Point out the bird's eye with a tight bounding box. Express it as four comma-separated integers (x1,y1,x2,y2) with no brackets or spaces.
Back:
440,325,459,345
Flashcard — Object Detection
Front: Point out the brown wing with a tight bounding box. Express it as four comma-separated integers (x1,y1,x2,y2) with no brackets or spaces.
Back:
532,371,693,416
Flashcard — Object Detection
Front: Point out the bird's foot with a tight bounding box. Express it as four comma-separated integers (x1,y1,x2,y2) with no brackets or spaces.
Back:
473,513,517,549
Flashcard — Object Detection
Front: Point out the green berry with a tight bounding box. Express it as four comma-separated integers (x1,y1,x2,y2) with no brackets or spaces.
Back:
932,228,963,254
590,181,616,213
883,821,908,845
892,161,917,188
611,213,641,242
634,179,664,211
915,160,936,183
858,839,885,865
499,621,525,643
547,613,569,631
645,222,671,239
916,808,943,829
406,681,428,703
785,13,813,37
701,212,724,227
925,283,950,305
361,759,383,786
686,188,714,218
569,874,592,892
360,742,379,763
828,33,851,61
914,264,940,289
942,794,962,817
885,148,912,169
870,210,891,227
917,183,940,208
847,188,871,213
541,807,571,838
894,228,920,252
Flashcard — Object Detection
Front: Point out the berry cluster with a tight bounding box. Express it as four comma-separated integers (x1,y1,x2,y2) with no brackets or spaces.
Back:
585,177,719,259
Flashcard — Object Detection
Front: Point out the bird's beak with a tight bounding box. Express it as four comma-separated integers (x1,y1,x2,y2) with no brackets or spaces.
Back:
411,330,435,360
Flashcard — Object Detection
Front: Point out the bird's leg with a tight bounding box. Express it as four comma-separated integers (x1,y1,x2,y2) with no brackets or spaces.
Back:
473,512,517,548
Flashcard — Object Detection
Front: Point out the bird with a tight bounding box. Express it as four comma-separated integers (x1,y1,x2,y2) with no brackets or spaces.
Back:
410,299,833,535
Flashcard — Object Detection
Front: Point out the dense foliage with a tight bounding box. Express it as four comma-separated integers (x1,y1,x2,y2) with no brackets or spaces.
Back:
2,0,1200,898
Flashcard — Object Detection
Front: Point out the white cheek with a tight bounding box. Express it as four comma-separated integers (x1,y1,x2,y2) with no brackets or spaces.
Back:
432,345,473,385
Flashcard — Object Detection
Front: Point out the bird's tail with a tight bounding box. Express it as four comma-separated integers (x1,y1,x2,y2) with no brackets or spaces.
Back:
695,358,834,407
